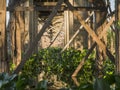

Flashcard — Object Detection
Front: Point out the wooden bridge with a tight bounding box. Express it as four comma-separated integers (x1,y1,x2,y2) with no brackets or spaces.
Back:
0,0,120,86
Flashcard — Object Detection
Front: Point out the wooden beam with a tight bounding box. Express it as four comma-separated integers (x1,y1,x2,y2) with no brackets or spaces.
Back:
115,0,120,75
7,6,34,11
64,0,74,47
0,0,8,72
34,2,58,6
7,6,107,12
15,12,22,66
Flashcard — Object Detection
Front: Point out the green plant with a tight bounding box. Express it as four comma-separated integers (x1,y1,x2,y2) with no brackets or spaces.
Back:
116,20,120,29
9,62,16,73
75,75,120,90
35,80,47,90
0,73,17,90
20,47,115,88
21,47,95,86
0,46,118,89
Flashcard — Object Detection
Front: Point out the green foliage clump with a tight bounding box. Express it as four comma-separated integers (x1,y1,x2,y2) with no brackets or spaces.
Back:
0,72,48,90
1,72,120,90
0,48,117,89
22,47,95,85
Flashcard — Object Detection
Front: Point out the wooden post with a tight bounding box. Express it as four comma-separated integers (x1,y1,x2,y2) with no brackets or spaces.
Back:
95,10,107,77
64,0,74,47
9,0,25,68
73,0,89,50
0,0,8,72
22,0,30,52
15,12,22,66
115,0,120,75
29,0,38,53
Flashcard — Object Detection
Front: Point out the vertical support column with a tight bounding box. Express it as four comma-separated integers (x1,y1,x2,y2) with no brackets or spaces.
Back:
29,0,38,53
15,12,22,66
9,0,15,70
29,0,34,47
94,2,107,77
23,0,30,52
74,0,88,50
115,0,120,75
64,0,74,47
0,0,8,72
9,0,24,70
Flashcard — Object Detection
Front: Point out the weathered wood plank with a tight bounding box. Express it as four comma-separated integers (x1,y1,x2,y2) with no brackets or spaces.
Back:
15,12,22,66
64,0,74,47
0,0,8,72
115,0,120,75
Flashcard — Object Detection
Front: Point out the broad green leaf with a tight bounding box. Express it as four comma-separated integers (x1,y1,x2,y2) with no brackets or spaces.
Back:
94,78,110,90
115,75,120,88
78,83,93,90
36,80,47,90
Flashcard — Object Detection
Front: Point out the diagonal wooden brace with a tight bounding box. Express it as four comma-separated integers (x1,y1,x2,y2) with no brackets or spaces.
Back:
14,0,65,74
72,17,115,77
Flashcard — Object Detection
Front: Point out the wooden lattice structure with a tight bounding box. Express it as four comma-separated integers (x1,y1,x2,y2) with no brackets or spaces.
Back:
0,0,120,86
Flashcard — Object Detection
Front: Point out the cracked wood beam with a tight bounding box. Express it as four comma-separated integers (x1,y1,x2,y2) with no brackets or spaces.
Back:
13,0,64,74
72,17,115,77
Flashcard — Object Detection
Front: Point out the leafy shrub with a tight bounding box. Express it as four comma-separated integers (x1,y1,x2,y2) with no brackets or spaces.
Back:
0,72,120,90
0,73,17,90
0,47,117,89
0,73,49,90
22,47,95,85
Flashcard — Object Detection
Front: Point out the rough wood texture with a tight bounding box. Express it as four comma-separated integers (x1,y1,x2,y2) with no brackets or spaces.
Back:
0,0,8,72
15,12,22,66
94,1,107,77
115,0,120,75
64,0,73,47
